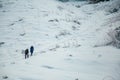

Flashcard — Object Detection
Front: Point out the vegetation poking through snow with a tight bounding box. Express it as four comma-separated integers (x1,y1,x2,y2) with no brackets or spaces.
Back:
58,0,69,2
0,42,5,47
48,19,59,22
75,5,81,8
108,27,120,48
55,30,71,39
73,20,81,25
105,0,120,14
0,4,3,8
57,6,64,11
2,75,8,79
88,0,110,4
20,33,26,36
49,44,60,51
72,26,80,30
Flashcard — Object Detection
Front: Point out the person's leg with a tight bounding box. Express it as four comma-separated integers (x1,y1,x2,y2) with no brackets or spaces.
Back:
31,52,33,56
25,54,27,59
27,54,29,58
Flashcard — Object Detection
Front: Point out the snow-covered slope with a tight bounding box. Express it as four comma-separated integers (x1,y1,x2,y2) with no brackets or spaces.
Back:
0,0,120,80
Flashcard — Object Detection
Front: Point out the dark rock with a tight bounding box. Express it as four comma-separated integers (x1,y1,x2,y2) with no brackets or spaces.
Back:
109,8,118,13
18,19,23,21
2,75,8,79
75,5,81,8
58,0,69,2
0,4,3,8
69,54,72,57
0,42,5,46
73,20,80,25
75,78,79,80
20,33,26,36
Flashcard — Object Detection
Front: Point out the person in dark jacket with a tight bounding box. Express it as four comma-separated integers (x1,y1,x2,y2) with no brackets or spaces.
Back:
30,46,34,56
25,49,29,59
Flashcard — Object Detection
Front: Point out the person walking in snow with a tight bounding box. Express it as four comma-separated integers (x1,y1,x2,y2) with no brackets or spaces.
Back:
30,46,34,56
25,49,29,59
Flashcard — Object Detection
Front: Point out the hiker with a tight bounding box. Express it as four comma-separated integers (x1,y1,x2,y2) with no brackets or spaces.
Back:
25,49,29,59
30,46,34,56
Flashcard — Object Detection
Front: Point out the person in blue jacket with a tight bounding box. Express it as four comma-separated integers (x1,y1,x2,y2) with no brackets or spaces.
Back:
30,46,34,56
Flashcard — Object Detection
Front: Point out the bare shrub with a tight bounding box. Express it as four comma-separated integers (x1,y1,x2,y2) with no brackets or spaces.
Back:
2,75,8,79
88,0,110,4
58,0,69,2
0,42,5,47
108,27,120,48
0,4,3,8
55,30,71,39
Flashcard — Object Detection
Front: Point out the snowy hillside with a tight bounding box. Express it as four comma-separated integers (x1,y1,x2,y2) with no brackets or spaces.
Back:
0,0,120,80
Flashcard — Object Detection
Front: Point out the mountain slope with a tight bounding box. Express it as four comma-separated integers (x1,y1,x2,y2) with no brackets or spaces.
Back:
0,0,120,80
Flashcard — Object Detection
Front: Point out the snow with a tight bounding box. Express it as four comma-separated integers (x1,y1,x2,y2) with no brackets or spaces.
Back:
0,0,120,80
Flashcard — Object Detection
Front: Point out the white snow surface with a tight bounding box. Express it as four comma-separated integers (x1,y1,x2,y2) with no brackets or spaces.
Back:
0,0,120,80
